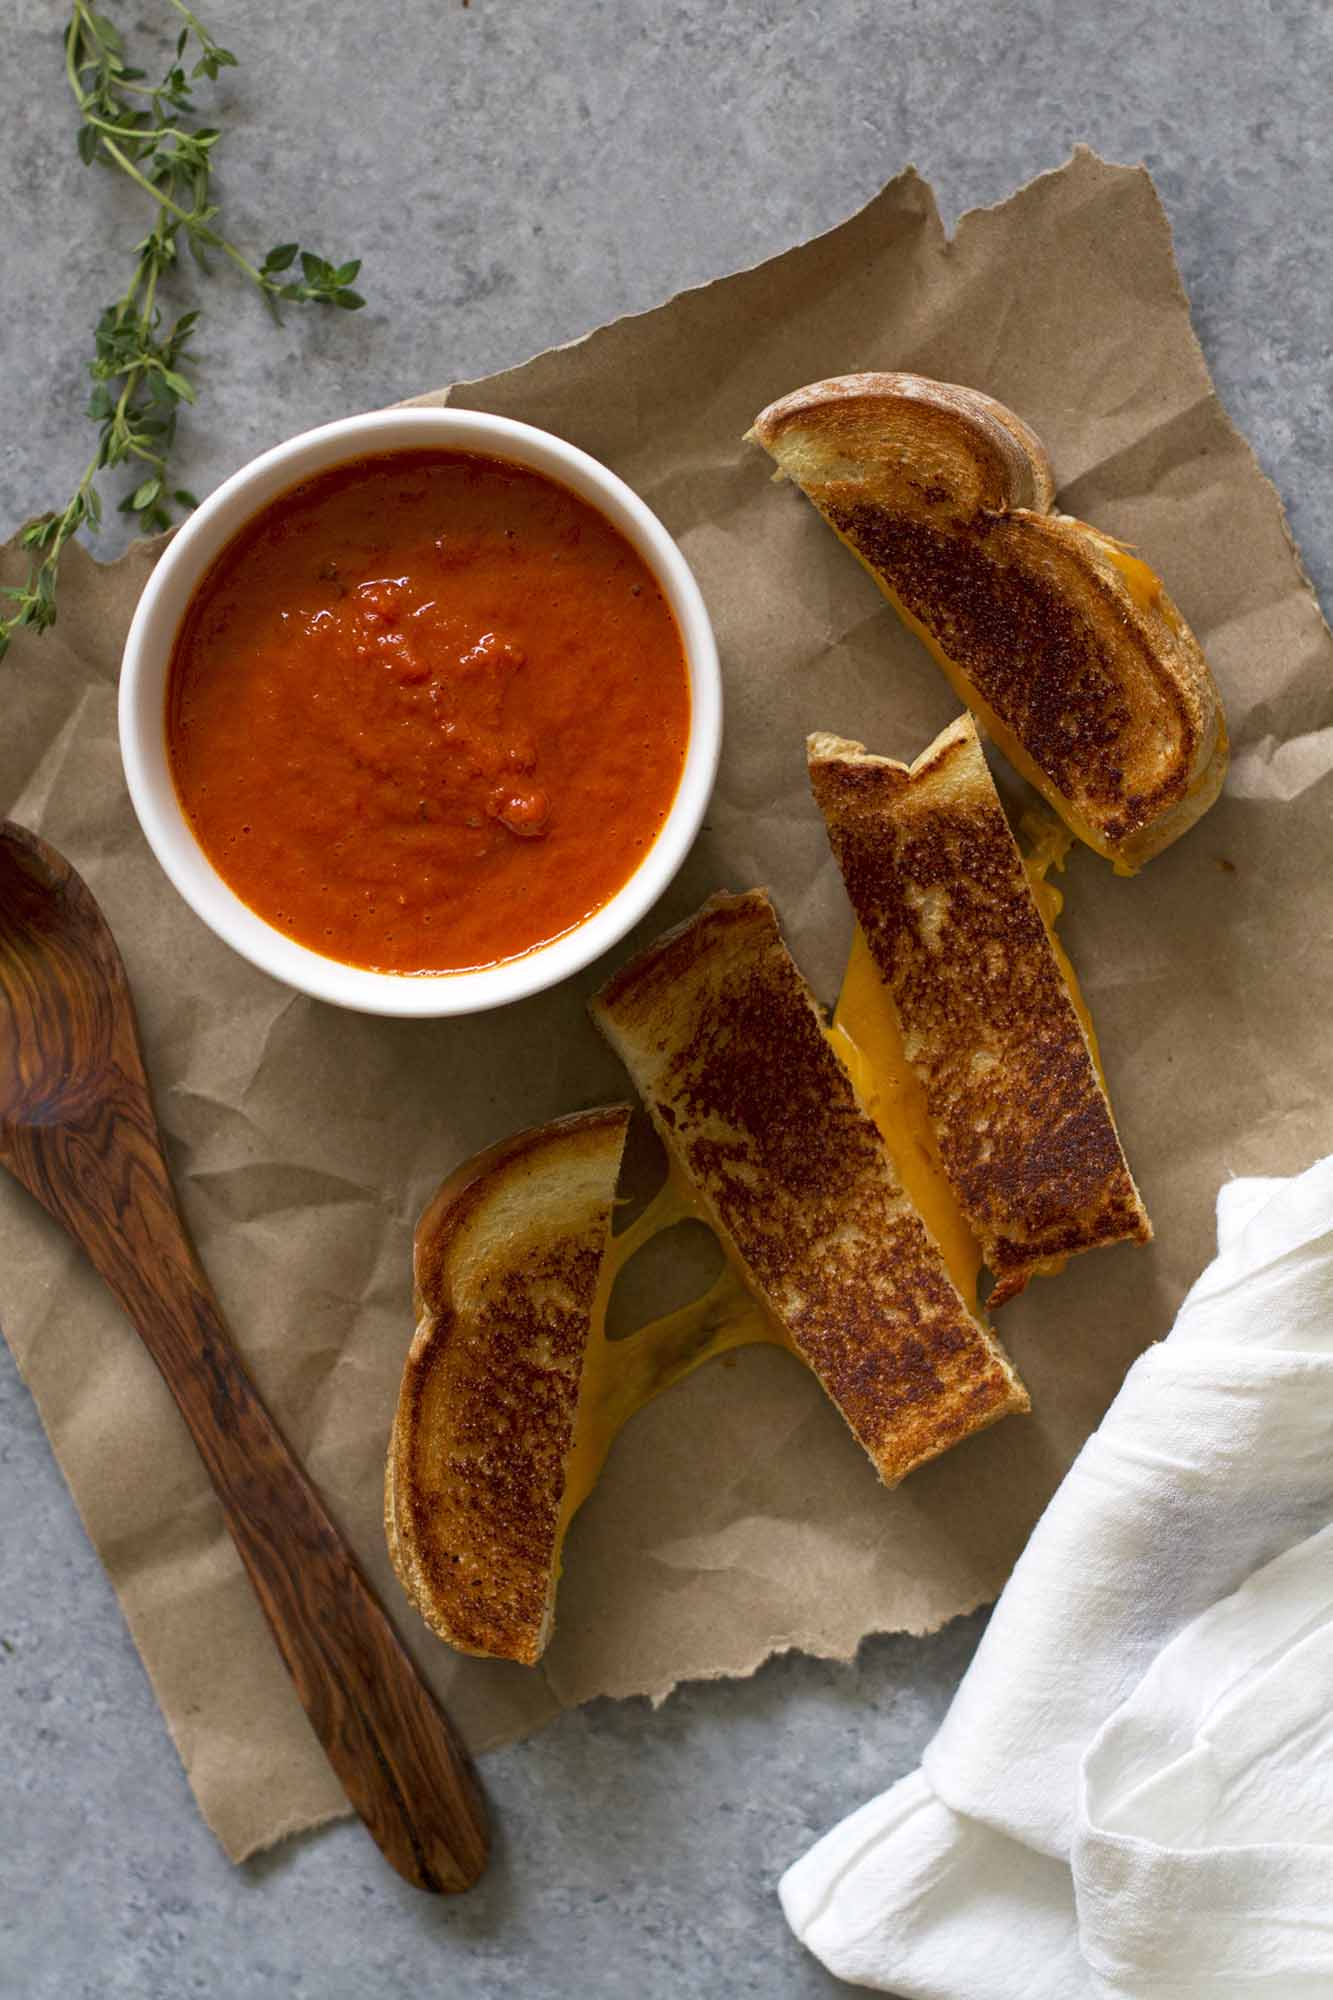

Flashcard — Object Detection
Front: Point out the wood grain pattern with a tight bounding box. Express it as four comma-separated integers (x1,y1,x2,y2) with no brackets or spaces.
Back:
0,822,488,1893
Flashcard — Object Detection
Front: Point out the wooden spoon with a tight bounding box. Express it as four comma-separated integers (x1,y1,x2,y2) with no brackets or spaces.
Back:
0,822,488,1894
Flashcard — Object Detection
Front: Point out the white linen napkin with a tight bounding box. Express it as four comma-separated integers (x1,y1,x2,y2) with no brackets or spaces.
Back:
781,1159,1333,1997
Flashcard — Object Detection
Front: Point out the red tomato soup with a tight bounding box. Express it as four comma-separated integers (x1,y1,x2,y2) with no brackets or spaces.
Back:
166,451,692,973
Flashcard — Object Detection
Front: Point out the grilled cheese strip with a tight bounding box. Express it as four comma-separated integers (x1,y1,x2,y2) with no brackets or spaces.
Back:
591,890,1027,1486
829,821,1099,1306
748,372,1228,871
387,1112,793,1664
809,717,1151,1307
386,1108,632,1665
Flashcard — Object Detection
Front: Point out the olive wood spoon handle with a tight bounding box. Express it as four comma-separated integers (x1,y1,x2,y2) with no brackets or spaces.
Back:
0,823,487,1893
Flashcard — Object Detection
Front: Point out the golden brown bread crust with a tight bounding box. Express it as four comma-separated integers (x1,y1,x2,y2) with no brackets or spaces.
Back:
590,891,1027,1486
809,717,1151,1305
386,1106,631,1665
748,372,1228,869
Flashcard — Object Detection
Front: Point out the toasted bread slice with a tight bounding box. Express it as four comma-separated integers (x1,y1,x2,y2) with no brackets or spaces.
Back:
590,891,1027,1486
809,716,1151,1305
748,373,1228,870
386,1106,631,1665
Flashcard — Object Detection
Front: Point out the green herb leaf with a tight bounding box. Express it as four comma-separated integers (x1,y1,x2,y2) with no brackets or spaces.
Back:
2,2,369,659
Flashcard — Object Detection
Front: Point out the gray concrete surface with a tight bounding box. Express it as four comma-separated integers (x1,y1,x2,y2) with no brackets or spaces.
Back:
2,2,1331,1994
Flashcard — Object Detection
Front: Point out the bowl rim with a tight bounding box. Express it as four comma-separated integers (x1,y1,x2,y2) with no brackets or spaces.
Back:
118,406,722,1018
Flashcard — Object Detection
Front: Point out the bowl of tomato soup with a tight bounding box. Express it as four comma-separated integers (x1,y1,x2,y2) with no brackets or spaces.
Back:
119,409,720,1015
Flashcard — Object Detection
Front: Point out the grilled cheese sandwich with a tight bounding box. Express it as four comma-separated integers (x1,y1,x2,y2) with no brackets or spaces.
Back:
385,1108,632,1665
386,1109,795,1665
591,889,1027,1485
747,372,1228,871
809,716,1151,1305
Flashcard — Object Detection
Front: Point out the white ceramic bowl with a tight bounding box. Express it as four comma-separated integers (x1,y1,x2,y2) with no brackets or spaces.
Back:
119,408,721,1016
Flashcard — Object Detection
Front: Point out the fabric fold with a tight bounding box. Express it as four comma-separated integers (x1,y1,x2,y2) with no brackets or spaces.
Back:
783,1159,1333,1996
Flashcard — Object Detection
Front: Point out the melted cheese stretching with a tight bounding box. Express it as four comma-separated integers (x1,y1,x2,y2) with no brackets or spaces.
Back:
557,831,1092,1546
555,1162,788,1547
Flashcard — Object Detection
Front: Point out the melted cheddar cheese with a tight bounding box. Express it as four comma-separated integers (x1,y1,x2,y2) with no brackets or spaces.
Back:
827,931,980,1310
555,1163,786,1547
1098,540,1164,614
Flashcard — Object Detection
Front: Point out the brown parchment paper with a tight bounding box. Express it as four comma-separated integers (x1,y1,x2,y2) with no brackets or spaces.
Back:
3,148,1331,1864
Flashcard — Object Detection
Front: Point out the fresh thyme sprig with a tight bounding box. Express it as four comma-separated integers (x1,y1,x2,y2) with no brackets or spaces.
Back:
0,2,365,660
